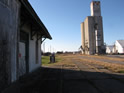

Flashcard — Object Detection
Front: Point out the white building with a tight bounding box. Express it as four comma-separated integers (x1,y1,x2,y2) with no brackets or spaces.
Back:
106,45,114,54
114,40,124,54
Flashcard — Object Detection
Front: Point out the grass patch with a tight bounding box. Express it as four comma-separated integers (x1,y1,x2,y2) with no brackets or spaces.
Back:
42,56,50,65
118,70,124,73
41,55,62,66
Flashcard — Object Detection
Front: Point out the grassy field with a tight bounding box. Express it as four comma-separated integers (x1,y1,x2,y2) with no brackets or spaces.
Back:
41,56,50,65
42,54,124,73
41,55,62,66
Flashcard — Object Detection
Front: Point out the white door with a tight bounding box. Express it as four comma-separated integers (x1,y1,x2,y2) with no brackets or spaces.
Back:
19,42,26,76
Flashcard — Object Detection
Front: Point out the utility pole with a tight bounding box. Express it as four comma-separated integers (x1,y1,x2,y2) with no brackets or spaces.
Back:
50,45,51,53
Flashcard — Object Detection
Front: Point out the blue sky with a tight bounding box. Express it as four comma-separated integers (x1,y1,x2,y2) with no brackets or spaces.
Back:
29,0,124,52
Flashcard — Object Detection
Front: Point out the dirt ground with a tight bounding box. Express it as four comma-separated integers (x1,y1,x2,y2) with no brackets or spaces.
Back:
3,54,124,93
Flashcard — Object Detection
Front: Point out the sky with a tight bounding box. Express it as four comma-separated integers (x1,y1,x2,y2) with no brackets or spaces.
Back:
29,0,124,52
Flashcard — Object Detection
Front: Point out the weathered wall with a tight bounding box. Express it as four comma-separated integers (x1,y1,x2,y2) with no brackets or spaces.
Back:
21,24,41,73
29,36,41,72
81,22,85,54
94,16,104,46
88,17,96,55
90,1,101,16
0,0,20,91
82,16,104,55
29,37,41,72
84,17,90,55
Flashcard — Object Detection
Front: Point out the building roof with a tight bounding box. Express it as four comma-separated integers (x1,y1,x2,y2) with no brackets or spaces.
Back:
20,0,52,40
117,40,124,48
107,45,114,50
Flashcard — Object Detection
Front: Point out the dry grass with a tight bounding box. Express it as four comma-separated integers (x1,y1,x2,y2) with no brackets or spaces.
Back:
52,54,77,66
45,54,124,73
80,55,124,62
58,54,124,73
78,56,124,73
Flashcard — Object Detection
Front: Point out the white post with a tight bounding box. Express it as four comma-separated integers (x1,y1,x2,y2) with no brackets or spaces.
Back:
95,29,99,54
43,42,45,53
95,29,101,54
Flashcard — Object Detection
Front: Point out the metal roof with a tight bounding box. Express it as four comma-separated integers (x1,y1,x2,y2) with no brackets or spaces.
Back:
20,0,52,40
117,40,124,48
106,45,114,51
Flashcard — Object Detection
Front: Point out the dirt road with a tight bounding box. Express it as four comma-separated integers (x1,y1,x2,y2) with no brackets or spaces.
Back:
3,54,124,93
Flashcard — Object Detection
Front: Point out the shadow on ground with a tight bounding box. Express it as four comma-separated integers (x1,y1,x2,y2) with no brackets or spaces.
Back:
2,67,124,93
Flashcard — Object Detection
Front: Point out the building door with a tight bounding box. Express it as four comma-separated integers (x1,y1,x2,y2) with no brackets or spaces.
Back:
19,31,29,77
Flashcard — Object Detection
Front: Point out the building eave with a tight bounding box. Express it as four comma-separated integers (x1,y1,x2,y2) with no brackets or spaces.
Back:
20,0,52,40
